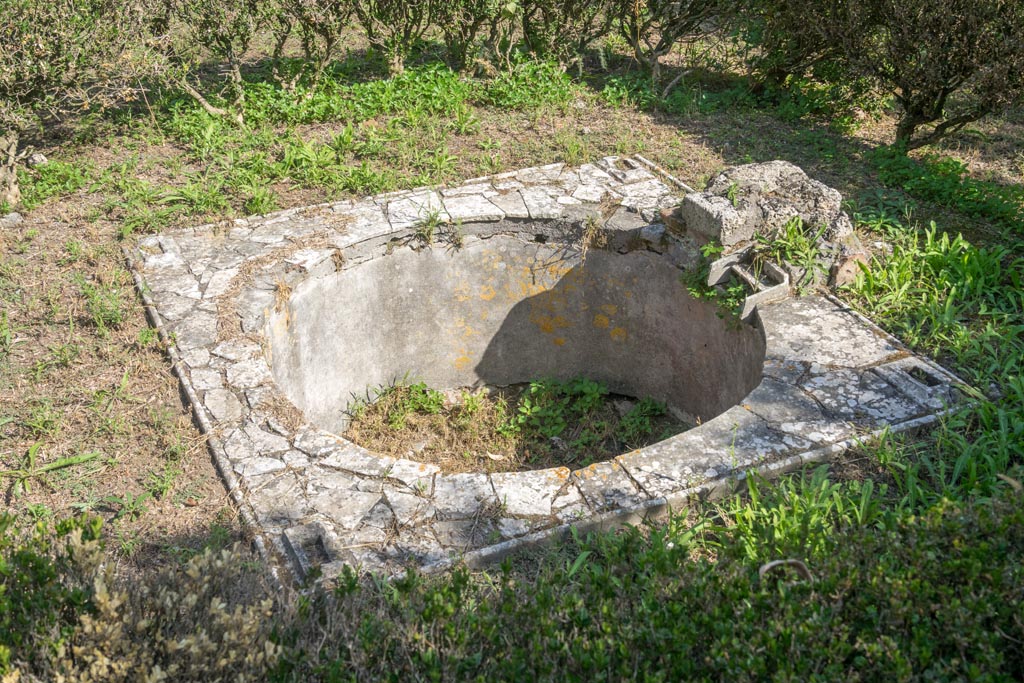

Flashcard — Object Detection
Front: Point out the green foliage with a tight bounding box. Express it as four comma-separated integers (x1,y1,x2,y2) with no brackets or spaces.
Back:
77,276,125,331
0,445,100,498
0,513,103,674
830,0,1024,149
433,0,507,71
378,381,447,430
16,161,92,209
520,0,617,67
0,0,140,204
681,241,748,321
103,491,153,521
845,205,1024,507
718,465,886,561
502,377,610,439
846,222,1024,386
268,489,1024,681
614,0,724,80
478,59,578,109
616,397,667,446
871,147,1024,232
349,0,433,76
158,0,271,123
273,0,352,92
754,216,827,293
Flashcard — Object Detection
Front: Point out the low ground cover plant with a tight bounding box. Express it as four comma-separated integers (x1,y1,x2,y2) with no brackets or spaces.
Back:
344,377,687,472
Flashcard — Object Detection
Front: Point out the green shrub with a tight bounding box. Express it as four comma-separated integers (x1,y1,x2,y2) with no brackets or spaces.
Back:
0,0,142,205
826,0,1024,150
519,0,617,68
615,0,726,82
157,0,273,124
433,0,507,71
272,0,352,92
349,0,433,75
0,514,103,675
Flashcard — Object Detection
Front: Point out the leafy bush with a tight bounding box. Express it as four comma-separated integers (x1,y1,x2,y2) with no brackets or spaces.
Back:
272,0,353,92
53,546,281,682
615,0,725,82
157,0,273,123
0,0,142,205
433,0,508,71
825,0,1024,149
349,0,433,75
738,0,841,89
519,0,617,68
0,514,102,675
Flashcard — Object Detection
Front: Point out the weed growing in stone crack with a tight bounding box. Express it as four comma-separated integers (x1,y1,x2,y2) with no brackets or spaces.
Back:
414,210,445,245
753,216,827,294
681,241,749,323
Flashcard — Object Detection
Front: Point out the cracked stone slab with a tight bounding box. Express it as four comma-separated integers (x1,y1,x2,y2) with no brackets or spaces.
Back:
226,358,272,388
431,473,498,519
442,194,505,223
572,461,647,512
520,187,564,220
491,468,575,518
386,191,448,230
801,368,926,426
433,519,500,549
308,488,383,531
488,190,531,218
759,297,903,369
247,472,309,528
616,430,712,499
385,488,436,527
204,388,243,422
319,441,395,477
385,459,439,492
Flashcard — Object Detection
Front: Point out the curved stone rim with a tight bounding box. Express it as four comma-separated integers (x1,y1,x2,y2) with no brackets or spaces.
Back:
131,156,967,579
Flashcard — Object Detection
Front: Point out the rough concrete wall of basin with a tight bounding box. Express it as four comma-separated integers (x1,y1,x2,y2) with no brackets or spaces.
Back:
265,231,766,433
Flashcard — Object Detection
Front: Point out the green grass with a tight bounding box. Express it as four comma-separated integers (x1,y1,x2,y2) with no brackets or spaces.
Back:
871,146,1024,235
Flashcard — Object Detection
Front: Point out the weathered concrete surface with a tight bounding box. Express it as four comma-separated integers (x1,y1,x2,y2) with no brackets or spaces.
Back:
680,160,854,245
266,236,765,434
131,156,967,581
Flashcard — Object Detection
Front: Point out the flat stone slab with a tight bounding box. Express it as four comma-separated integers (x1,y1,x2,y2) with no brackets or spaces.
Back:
130,156,968,580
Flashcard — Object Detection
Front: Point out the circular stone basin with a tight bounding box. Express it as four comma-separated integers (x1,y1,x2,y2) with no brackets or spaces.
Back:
264,223,767,464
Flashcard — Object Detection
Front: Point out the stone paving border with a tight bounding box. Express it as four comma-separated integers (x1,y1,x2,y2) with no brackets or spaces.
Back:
128,156,968,580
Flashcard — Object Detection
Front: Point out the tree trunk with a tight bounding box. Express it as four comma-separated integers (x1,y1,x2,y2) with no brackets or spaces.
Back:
0,131,21,208
893,115,922,152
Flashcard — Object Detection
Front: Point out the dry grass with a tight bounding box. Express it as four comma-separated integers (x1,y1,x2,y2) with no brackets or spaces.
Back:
344,382,688,474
